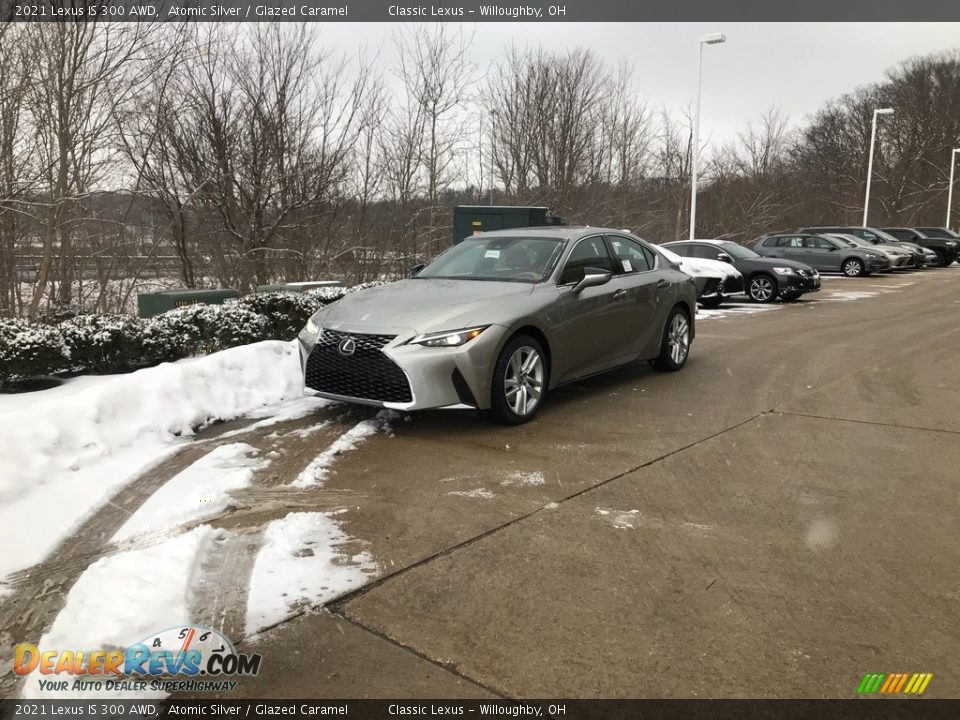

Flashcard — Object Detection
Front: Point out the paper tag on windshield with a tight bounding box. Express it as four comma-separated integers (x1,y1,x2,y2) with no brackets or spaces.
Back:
622,260,632,272
484,250,500,259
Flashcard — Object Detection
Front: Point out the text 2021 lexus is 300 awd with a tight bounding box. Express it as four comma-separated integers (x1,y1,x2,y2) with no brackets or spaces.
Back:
297,227,698,424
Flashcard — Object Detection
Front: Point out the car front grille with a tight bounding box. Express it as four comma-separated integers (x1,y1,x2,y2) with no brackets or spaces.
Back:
701,277,721,297
304,330,412,404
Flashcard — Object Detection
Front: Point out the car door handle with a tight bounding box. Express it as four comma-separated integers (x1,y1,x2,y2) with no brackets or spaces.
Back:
613,289,628,301
656,279,669,288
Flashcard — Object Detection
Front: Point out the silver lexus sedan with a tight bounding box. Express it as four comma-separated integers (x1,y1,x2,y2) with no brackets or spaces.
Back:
297,227,697,424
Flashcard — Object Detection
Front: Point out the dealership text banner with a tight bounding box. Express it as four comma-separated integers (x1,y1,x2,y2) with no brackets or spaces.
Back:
4,0,960,21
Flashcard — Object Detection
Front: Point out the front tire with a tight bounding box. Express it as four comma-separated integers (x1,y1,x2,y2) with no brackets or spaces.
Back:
489,334,547,425
649,306,691,372
747,274,777,303
842,258,865,277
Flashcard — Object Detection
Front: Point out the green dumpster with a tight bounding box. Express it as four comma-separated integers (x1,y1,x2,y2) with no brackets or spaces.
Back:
255,281,344,294
137,289,239,318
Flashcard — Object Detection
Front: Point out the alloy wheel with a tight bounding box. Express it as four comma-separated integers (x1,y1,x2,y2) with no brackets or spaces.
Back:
750,277,774,301
504,346,544,417
667,313,690,365
843,259,863,277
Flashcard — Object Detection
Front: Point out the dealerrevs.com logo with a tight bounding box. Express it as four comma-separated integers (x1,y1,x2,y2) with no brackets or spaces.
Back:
14,625,261,694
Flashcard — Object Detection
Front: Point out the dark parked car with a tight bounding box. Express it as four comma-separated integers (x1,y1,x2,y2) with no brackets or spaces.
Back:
298,227,698,425
661,239,821,303
798,226,929,268
753,232,889,277
880,227,958,266
913,227,960,241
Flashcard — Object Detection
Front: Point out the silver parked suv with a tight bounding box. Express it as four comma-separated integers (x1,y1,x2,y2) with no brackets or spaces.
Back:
753,232,890,277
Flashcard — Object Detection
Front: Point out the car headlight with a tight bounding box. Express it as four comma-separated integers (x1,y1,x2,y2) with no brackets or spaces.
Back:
865,253,883,259
772,267,796,275
304,317,320,337
410,326,488,347
947,241,957,247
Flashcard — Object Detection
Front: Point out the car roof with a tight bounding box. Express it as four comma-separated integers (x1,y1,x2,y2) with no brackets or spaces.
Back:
663,239,732,246
473,226,644,242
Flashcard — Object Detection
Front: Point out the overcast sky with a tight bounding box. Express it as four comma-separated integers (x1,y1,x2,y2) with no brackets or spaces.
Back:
329,22,960,145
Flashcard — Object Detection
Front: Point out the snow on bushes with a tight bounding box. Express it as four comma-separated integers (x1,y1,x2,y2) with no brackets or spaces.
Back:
0,284,371,387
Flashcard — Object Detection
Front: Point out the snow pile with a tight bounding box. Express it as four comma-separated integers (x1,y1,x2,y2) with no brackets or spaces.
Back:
245,512,376,636
0,340,305,581
112,443,267,543
0,340,302,498
21,526,219,699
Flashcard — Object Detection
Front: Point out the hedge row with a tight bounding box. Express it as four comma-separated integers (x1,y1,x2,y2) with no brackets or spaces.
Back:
0,286,365,388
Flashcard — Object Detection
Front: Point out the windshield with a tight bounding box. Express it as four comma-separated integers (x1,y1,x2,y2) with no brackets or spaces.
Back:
417,235,565,283
718,242,759,260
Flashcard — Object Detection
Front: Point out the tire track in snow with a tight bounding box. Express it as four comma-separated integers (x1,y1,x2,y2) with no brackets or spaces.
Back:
0,403,371,697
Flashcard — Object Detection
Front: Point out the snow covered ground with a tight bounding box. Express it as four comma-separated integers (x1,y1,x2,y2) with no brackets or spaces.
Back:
0,339,389,699
0,340,305,581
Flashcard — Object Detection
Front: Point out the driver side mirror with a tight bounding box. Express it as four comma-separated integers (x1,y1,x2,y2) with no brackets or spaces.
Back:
573,267,612,294
408,263,425,277
717,253,733,263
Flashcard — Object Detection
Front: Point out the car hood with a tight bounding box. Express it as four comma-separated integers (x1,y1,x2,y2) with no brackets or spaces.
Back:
678,256,742,279
736,256,815,272
310,278,536,335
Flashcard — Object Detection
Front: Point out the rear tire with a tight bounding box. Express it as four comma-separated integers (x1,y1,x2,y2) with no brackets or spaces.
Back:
489,334,547,425
747,274,777,303
649,306,691,372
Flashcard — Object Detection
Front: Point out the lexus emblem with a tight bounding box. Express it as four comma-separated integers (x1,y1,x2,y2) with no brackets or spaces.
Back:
337,338,356,356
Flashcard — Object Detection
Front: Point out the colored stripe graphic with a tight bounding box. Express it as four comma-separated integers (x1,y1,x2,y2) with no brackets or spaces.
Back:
857,672,932,695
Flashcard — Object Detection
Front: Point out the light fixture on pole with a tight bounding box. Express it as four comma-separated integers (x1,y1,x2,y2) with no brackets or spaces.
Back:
862,107,894,227
689,32,726,241
946,147,959,230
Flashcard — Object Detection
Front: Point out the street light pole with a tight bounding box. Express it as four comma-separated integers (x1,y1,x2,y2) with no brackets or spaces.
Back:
489,109,498,206
946,147,959,230
862,107,894,227
689,32,726,241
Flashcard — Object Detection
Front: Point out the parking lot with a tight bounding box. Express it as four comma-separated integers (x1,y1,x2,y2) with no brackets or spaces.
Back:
227,268,960,698
4,268,959,699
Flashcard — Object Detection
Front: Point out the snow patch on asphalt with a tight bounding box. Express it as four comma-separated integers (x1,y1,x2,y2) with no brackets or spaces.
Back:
245,512,376,636
292,414,394,488
595,507,640,529
0,341,304,583
113,443,268,543
446,487,496,499
501,470,546,486
20,526,219,699
806,517,839,550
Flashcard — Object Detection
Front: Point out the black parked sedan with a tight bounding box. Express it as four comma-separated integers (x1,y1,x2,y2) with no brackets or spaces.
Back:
661,239,821,303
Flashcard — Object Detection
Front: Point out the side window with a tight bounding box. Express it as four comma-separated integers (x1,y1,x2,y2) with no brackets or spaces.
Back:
606,236,653,273
860,231,877,242
805,236,831,249
689,244,720,260
666,244,692,258
762,236,780,247
781,236,803,248
559,236,615,285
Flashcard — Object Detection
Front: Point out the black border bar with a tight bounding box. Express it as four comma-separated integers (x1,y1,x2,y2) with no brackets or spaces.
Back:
3,0,960,22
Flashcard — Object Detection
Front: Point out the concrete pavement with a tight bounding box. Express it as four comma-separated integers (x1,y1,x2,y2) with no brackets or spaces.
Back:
238,268,960,698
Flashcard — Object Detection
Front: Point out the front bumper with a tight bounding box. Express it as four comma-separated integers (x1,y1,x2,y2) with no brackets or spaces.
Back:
781,271,821,293
867,257,891,272
297,325,507,411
